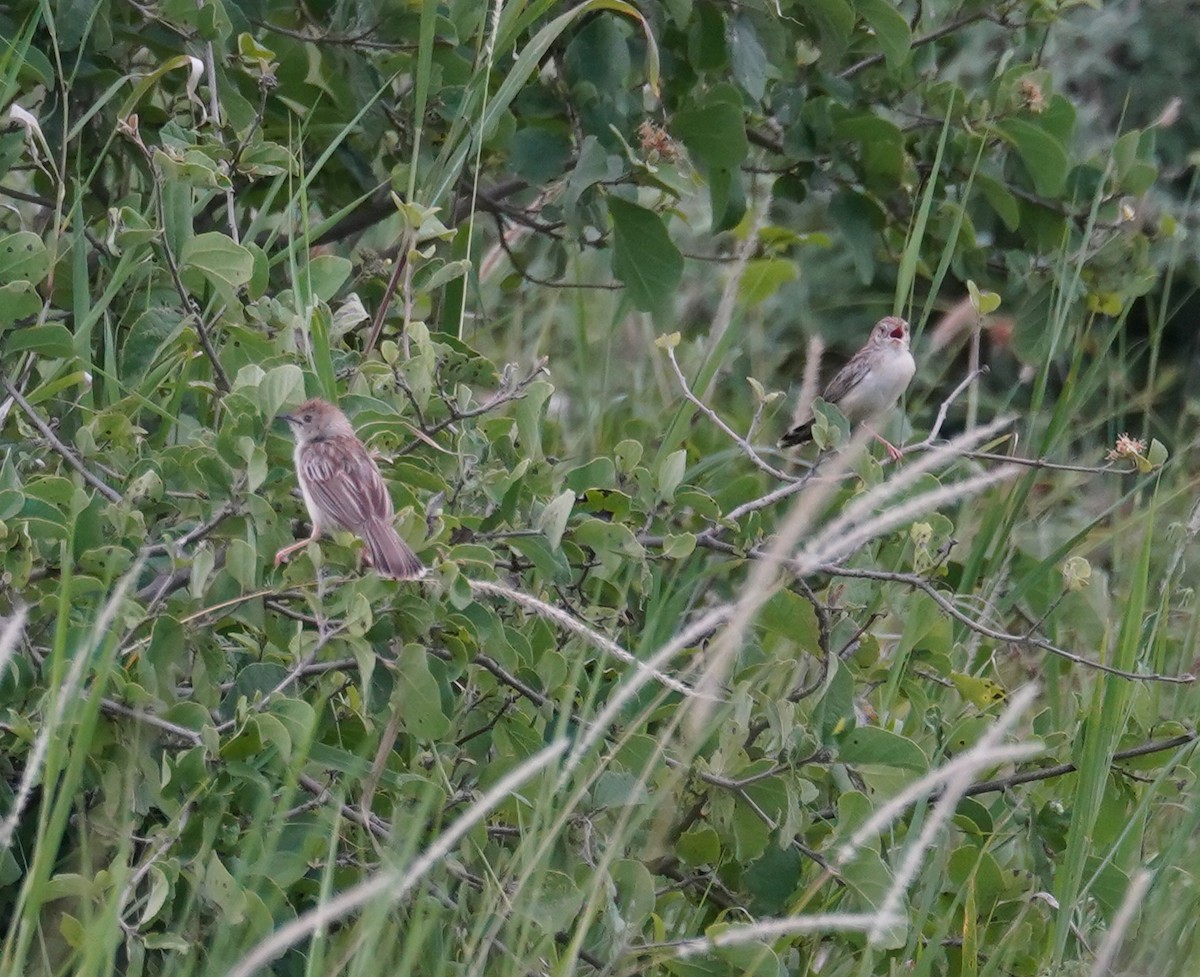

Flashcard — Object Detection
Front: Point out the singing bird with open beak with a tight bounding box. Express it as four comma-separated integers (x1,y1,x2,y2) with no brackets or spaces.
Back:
276,398,425,580
781,316,916,460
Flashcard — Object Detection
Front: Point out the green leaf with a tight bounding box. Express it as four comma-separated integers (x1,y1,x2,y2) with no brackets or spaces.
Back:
674,97,749,170
1145,438,1168,470
758,589,821,649
0,231,50,284
514,378,554,461
837,726,928,771
237,31,276,64
608,197,684,316
738,259,799,305
256,364,306,419
677,826,721,867
393,643,450,741
997,119,1069,197
728,15,769,101
512,870,584,934
564,457,617,493
306,254,352,302
202,854,247,924
0,284,46,327
801,0,855,59
662,532,696,559
180,231,254,299
537,490,575,550
976,172,1020,231
656,448,688,502
4,324,75,358
613,439,643,472
967,279,1001,315
856,0,912,67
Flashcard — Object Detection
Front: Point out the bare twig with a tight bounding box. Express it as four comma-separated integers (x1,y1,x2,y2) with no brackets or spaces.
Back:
397,358,549,454
839,9,999,79
133,138,231,392
468,577,715,702
100,698,202,745
958,730,1198,799
365,228,412,356
820,563,1193,684
900,366,990,453
142,500,238,557
0,373,123,503
960,449,1128,475
665,345,797,483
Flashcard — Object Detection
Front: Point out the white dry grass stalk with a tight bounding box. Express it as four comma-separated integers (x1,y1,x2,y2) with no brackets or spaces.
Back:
797,463,1019,574
790,334,825,431
221,739,568,977
1088,868,1152,977
560,604,734,781
467,578,716,702
683,418,1016,732
0,606,27,699
674,912,894,956
837,684,1041,864
0,570,136,852
667,686,1042,960
681,426,874,727
799,414,1014,572
698,188,771,400
864,684,1040,943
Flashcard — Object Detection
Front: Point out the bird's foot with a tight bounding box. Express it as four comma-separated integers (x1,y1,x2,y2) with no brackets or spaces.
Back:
274,540,310,567
879,436,904,462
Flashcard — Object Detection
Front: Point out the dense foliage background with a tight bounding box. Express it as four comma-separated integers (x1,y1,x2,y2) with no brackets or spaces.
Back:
2,0,1200,975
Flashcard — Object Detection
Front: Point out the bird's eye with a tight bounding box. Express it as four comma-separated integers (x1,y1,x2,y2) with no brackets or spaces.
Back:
302,413,312,422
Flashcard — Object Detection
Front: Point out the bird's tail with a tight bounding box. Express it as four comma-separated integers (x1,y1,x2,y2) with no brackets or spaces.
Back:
361,521,425,580
780,420,813,448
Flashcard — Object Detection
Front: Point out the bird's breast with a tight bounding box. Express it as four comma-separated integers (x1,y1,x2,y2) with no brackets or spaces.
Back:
838,347,915,420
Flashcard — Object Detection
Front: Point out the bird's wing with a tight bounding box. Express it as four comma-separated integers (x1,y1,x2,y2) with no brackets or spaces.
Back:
821,354,868,406
300,437,394,530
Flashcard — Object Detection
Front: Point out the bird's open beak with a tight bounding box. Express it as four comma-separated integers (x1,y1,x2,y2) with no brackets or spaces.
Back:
278,412,296,424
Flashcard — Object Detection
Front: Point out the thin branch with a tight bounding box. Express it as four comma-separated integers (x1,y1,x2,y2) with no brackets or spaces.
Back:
468,578,716,702
821,563,1194,684
132,138,231,392
142,500,238,557
839,10,997,79
961,449,1129,475
900,366,989,452
100,698,202,745
0,372,123,503
664,345,797,483
365,228,412,356
397,358,549,454
959,731,1198,799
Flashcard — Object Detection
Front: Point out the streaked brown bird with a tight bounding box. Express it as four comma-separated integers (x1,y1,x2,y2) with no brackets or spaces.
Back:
781,316,916,459
275,398,425,580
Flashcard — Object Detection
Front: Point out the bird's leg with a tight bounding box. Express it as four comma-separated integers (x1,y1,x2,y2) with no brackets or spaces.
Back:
275,527,321,566
863,424,904,462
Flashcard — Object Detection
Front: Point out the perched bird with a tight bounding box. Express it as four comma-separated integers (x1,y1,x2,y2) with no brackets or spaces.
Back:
275,398,425,579
781,316,916,459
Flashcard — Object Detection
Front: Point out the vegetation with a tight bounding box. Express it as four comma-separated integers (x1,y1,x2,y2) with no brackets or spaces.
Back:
1,0,1199,975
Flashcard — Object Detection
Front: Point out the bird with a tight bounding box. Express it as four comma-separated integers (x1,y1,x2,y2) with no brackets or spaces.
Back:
275,397,426,580
781,316,916,460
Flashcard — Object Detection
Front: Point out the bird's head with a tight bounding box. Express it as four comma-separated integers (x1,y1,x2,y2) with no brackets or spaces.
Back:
280,398,355,442
871,316,910,348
